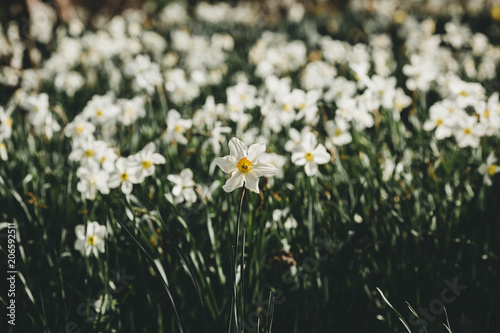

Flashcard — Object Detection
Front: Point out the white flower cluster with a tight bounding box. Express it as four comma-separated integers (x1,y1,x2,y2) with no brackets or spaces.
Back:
66,93,165,200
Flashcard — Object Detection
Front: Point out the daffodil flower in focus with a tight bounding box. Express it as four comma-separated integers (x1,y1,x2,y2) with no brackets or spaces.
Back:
291,132,331,176
214,137,277,193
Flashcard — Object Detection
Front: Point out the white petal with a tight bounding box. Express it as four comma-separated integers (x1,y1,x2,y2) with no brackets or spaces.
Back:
244,172,260,193
74,239,85,255
108,174,121,189
151,153,166,164
75,225,85,239
121,181,133,194
305,162,318,176
303,132,317,151
167,174,181,184
142,142,156,154
291,153,306,166
252,162,277,177
247,143,266,162
228,137,247,159
214,156,237,173
172,185,182,197
222,170,244,192
183,188,197,203
312,144,331,164
180,168,193,180
96,242,105,253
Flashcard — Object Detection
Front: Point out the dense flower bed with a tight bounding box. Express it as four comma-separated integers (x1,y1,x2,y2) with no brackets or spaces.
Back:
1,0,500,332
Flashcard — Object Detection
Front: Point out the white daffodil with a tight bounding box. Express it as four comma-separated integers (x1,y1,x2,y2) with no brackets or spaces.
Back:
0,106,14,141
127,142,166,180
325,118,352,147
64,115,96,139
214,137,277,193
454,115,485,148
76,164,110,200
117,96,146,126
0,142,7,161
108,157,141,195
291,132,331,176
167,168,197,204
74,221,107,257
163,109,192,145
478,152,500,186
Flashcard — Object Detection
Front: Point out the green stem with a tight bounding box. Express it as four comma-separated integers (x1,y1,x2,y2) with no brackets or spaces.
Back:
228,184,246,333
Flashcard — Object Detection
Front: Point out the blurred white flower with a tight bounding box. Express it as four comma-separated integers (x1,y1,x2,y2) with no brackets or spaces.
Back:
128,142,166,179
226,81,258,110
82,94,120,125
193,95,225,130
74,221,107,257
108,157,140,195
0,106,14,141
54,71,85,97
214,137,277,193
423,104,455,140
402,55,437,92
301,61,336,91
167,168,197,204
202,121,232,155
454,115,485,148
117,96,146,126
124,55,162,95
69,137,109,168
65,115,96,139
76,164,110,200
261,152,287,179
291,132,331,176
284,126,312,152
325,118,352,147
393,88,412,120
0,142,7,161
163,109,192,145
478,152,500,186
294,89,321,125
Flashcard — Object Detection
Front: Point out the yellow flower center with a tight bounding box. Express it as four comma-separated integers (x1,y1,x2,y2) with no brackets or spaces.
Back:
87,235,98,246
299,102,306,110
85,149,95,158
142,160,153,169
464,127,472,135
240,94,247,101
492,6,500,20
99,156,106,164
174,125,184,133
484,110,490,119
76,125,84,134
237,157,252,173
460,91,467,97
96,109,104,117
283,103,294,112
436,118,443,126
6,117,13,127
488,164,497,176
305,152,314,162
121,172,129,181
334,129,342,137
